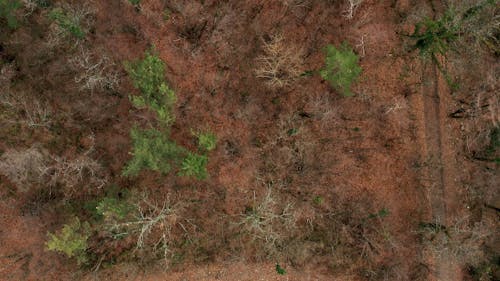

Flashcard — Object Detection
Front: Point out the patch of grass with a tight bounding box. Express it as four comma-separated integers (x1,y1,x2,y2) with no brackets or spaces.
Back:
125,50,176,126
35,0,50,8
468,262,494,281
287,128,298,136
320,42,362,96
0,0,21,29
46,217,90,265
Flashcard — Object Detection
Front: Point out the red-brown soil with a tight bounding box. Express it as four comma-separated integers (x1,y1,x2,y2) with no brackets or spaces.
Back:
0,0,498,280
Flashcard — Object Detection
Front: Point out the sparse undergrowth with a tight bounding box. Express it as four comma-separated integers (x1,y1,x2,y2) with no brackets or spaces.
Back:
194,130,217,152
0,0,497,280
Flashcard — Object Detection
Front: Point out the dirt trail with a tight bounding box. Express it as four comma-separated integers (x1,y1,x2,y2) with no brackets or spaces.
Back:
419,60,460,281
416,30,461,281
409,0,463,279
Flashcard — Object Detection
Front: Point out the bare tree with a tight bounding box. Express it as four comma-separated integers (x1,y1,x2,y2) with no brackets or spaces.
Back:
45,2,95,49
0,92,52,129
343,0,364,19
0,146,47,191
255,34,303,89
236,187,296,257
20,0,37,16
418,217,493,267
101,194,184,266
69,48,119,93
0,137,107,195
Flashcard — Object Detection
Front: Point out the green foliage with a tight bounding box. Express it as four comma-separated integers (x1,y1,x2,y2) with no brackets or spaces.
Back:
163,8,171,21
46,218,90,265
179,152,208,180
410,9,460,57
484,126,500,163
313,195,323,205
128,0,140,5
123,51,213,180
368,208,390,219
95,196,136,239
122,128,184,177
124,50,176,125
287,128,298,136
469,262,494,281
320,42,362,96
35,0,50,8
96,197,134,220
409,9,462,89
48,8,85,39
410,1,498,88
411,1,498,56
0,0,21,29
275,264,286,275
487,127,499,153
194,130,217,152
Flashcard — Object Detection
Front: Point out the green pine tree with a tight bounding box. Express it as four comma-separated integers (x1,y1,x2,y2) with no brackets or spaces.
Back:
179,152,208,180
320,42,362,96
46,218,90,265
122,128,185,177
124,50,177,126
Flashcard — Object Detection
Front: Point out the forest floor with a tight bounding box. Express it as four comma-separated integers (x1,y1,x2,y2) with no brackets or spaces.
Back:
0,0,498,280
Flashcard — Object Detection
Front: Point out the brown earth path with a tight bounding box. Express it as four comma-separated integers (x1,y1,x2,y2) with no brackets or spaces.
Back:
419,58,461,281
415,1,463,278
